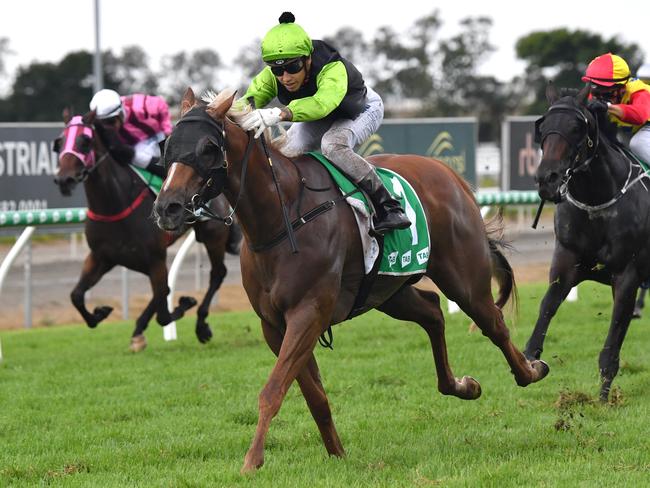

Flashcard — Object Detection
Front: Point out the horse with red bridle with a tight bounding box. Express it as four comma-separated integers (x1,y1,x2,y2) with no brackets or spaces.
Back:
54,109,237,351
153,88,549,472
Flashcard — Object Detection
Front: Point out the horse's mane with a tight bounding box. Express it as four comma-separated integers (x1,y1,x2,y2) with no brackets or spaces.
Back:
201,88,289,153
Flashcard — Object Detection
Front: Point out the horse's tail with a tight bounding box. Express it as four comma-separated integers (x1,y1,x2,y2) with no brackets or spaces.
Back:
484,210,519,313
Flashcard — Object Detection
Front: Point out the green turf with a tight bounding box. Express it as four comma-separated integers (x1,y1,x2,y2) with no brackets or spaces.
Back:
1,282,649,486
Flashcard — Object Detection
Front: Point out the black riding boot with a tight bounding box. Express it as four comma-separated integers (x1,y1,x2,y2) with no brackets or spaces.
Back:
357,170,411,234
226,221,243,255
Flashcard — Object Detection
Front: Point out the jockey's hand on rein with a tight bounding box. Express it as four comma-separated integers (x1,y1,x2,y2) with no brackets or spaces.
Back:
240,107,283,139
587,98,610,114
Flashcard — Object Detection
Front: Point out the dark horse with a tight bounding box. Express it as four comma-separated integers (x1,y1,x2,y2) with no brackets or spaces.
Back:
525,83,650,401
54,109,236,352
153,88,549,472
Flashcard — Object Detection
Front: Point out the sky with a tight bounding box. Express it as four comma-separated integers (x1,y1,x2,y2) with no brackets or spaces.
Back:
2,0,648,90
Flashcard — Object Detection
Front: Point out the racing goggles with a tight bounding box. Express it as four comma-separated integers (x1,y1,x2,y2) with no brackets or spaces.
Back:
590,83,621,101
268,58,304,76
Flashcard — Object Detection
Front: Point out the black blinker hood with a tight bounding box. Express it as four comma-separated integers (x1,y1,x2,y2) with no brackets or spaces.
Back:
163,106,225,176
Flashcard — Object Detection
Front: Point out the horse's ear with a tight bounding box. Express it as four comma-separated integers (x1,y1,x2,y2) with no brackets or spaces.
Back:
206,89,237,120
546,80,560,104
576,83,590,105
83,110,97,125
62,107,72,124
181,87,196,116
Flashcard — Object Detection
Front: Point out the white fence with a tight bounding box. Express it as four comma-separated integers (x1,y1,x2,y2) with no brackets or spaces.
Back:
0,192,555,359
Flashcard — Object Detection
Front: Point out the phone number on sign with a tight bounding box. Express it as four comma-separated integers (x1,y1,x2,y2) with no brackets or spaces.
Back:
0,200,48,212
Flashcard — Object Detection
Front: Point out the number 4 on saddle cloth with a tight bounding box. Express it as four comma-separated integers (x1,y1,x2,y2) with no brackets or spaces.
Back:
307,152,430,277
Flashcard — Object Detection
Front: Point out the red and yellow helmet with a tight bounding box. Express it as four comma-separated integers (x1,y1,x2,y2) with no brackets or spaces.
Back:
582,53,630,87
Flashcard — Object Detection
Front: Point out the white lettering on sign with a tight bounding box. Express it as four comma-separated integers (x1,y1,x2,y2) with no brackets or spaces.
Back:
0,199,48,212
518,132,542,178
0,141,57,176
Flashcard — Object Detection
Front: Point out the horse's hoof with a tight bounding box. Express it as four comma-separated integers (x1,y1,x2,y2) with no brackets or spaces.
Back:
129,334,147,353
457,375,482,400
93,305,113,321
241,453,264,474
531,359,550,382
179,296,198,310
196,325,213,344
632,308,642,319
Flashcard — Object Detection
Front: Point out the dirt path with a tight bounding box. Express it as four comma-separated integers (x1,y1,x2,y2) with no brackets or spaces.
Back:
0,263,549,330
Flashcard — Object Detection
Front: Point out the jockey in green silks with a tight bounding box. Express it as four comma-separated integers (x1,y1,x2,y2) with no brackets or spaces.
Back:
238,11,411,234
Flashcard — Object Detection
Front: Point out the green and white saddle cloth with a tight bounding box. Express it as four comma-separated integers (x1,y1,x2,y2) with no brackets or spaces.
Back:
308,152,430,276
130,165,163,195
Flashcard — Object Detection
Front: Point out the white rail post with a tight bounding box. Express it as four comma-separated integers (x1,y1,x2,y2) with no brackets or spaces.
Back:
121,268,129,319
164,230,197,341
24,238,32,328
0,226,36,302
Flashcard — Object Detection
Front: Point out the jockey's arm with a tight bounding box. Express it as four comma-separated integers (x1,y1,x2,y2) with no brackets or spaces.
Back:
240,68,278,110
286,61,347,122
611,90,650,125
132,136,164,168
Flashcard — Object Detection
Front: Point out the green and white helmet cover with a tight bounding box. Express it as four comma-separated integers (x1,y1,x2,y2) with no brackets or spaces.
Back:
261,13,313,63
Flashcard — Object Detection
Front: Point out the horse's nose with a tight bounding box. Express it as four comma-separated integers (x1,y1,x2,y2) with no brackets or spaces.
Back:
535,165,560,186
154,197,185,231
163,202,184,219
54,176,76,195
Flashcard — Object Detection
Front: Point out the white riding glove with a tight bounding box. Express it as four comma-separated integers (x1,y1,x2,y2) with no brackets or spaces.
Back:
240,107,283,139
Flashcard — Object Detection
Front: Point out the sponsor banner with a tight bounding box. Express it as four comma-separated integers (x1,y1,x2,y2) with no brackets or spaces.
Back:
501,116,542,191
0,123,86,211
359,118,478,186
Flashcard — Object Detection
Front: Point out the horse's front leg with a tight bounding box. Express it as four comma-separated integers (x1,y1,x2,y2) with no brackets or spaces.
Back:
242,302,333,474
70,252,115,328
193,221,228,344
148,259,197,325
260,320,345,458
525,244,582,360
599,270,639,401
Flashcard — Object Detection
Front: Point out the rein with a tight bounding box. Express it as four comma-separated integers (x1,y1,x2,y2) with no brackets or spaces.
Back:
563,145,650,215
174,110,347,253
248,187,360,253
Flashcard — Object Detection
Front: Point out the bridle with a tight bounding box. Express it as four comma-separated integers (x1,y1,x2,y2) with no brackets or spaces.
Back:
535,102,599,178
536,101,649,214
168,111,254,226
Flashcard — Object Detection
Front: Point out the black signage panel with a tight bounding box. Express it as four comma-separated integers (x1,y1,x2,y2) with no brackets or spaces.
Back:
501,116,542,191
0,123,86,211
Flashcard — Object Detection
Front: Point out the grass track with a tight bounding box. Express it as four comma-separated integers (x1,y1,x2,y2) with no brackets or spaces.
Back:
1,282,650,486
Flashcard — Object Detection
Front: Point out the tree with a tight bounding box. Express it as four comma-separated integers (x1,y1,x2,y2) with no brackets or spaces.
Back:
5,51,97,121
0,37,13,81
105,46,158,95
234,39,266,95
323,27,370,68
515,29,644,114
158,49,223,106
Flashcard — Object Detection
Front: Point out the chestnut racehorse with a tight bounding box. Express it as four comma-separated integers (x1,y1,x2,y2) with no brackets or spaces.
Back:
54,110,237,352
153,88,549,472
